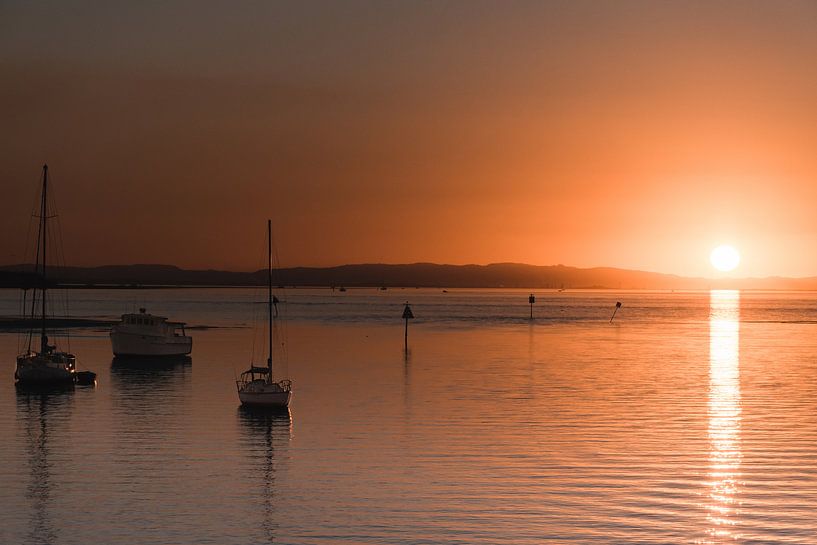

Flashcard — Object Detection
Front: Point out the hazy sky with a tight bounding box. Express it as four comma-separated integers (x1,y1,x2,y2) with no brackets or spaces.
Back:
3,1,817,277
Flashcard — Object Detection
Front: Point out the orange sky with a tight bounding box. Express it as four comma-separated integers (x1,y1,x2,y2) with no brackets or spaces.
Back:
2,1,817,277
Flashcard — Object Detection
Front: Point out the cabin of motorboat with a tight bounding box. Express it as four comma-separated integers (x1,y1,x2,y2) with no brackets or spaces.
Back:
116,308,187,333
110,308,192,357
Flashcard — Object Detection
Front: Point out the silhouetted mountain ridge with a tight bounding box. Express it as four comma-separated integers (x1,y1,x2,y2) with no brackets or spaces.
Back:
2,262,817,290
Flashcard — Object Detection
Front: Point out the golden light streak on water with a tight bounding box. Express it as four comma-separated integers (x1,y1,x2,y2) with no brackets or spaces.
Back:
706,290,742,543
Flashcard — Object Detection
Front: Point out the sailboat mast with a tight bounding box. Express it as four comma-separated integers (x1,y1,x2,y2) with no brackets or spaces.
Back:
267,219,273,377
40,164,48,353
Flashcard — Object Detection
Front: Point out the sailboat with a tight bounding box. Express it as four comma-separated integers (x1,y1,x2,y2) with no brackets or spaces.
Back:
15,165,95,387
236,220,292,408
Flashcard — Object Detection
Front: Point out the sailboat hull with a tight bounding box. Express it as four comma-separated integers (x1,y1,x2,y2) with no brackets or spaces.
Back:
238,390,291,408
237,378,292,408
15,354,76,385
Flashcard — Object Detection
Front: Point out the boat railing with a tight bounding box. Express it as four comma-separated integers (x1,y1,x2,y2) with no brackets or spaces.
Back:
278,379,293,391
235,375,292,392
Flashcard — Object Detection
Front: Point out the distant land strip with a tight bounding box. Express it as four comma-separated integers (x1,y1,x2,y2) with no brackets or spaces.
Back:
0,316,115,330
2,263,817,290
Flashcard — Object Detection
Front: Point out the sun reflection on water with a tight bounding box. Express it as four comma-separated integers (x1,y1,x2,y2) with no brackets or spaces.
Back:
706,289,742,542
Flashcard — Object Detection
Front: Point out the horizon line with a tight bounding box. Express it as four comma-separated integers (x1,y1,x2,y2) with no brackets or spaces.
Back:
2,261,815,282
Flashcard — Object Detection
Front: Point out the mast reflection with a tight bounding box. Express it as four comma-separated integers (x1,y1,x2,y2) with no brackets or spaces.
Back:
706,290,742,542
238,407,292,542
17,390,74,545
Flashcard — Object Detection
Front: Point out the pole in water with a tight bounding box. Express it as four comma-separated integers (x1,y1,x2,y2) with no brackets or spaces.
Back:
402,302,414,352
610,301,622,323
528,293,535,320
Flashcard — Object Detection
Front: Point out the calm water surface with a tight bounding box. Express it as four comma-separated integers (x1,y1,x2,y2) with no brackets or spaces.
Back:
1,288,817,544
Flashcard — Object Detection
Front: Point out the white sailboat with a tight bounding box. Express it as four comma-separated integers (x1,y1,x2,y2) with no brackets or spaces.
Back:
15,165,95,386
236,220,292,408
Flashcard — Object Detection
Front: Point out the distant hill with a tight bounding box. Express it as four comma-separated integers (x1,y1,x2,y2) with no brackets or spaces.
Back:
1,262,816,290
0,269,43,288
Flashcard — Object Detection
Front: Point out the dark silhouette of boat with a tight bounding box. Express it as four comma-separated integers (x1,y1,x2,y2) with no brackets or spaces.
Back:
236,220,292,408
14,165,96,387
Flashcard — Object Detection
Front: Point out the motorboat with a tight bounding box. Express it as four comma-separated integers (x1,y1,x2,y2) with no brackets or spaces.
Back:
110,308,192,357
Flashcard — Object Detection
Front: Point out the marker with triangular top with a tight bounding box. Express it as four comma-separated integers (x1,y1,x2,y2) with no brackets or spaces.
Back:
402,302,414,352
610,301,622,323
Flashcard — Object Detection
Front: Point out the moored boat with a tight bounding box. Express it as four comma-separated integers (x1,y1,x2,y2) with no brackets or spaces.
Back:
237,368,292,407
14,165,95,387
110,308,192,357
236,220,292,408
16,347,76,385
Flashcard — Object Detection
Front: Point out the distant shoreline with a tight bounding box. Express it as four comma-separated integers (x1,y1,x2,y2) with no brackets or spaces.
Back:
0,316,115,330
2,286,816,294
2,262,817,290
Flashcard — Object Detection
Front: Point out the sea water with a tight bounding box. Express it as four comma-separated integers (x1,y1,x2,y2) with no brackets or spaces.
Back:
1,288,817,544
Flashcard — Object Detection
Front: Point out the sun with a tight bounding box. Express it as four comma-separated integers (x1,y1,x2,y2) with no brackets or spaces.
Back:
710,245,740,272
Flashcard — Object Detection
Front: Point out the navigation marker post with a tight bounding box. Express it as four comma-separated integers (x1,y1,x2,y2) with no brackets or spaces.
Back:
610,301,622,323
402,302,414,352
529,293,535,320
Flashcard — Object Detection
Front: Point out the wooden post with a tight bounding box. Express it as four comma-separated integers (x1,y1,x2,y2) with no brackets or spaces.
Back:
610,301,622,323
402,302,414,352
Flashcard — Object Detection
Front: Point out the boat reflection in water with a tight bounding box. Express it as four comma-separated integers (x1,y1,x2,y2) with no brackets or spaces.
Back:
706,290,742,542
238,406,292,543
109,356,192,421
16,389,75,545
110,355,192,383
